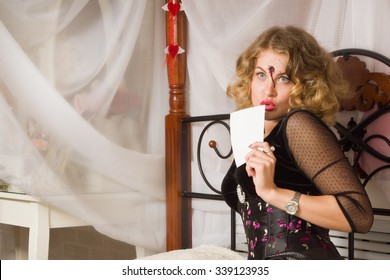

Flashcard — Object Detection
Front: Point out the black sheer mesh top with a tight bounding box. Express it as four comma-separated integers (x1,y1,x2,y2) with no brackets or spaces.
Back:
222,109,373,234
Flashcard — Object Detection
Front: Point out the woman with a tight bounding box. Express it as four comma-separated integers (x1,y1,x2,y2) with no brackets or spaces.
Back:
221,25,373,260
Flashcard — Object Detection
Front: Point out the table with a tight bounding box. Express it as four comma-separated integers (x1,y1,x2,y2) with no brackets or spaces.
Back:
0,191,88,259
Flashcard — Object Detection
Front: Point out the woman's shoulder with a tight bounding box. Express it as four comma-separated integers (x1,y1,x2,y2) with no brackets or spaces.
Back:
271,109,332,142
286,108,320,121
283,109,335,138
284,109,326,128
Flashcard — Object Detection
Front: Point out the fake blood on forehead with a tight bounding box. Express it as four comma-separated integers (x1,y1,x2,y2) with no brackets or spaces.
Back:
268,65,275,88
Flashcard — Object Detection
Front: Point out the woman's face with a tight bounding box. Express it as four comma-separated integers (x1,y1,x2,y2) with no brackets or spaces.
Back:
251,48,293,122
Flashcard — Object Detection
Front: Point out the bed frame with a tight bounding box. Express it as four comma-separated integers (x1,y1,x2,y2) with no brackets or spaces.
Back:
164,0,390,259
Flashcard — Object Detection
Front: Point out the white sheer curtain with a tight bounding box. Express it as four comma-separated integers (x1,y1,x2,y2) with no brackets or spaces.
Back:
0,0,389,253
0,0,168,252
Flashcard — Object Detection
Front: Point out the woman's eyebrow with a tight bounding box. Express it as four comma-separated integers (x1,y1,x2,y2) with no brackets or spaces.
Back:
255,66,265,72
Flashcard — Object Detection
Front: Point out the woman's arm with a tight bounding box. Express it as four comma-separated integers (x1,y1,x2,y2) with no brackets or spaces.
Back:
245,111,373,233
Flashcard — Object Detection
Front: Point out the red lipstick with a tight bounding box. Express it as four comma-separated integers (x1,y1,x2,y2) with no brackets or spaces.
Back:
260,100,276,111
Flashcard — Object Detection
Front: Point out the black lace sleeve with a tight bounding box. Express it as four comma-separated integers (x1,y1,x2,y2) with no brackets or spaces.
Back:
285,110,374,233
221,161,239,212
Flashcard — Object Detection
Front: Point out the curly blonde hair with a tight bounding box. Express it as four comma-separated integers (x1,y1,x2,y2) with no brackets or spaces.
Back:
227,25,350,126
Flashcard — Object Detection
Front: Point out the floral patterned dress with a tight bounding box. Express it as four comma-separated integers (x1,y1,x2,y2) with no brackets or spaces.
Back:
235,183,339,259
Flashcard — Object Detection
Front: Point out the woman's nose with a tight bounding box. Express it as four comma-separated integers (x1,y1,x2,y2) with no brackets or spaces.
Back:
264,79,277,97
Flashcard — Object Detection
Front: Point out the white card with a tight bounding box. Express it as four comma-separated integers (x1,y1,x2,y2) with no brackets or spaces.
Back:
230,106,265,167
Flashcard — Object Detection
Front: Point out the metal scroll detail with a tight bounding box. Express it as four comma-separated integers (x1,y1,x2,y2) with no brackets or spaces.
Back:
197,119,232,194
181,114,231,199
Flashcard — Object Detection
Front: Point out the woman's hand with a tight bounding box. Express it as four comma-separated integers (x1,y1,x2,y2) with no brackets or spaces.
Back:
245,142,277,199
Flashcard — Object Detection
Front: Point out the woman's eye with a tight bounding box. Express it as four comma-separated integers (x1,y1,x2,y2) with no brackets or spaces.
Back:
278,76,290,83
256,72,266,79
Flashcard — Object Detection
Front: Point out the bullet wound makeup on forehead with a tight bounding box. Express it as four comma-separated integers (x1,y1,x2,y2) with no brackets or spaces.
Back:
268,65,275,87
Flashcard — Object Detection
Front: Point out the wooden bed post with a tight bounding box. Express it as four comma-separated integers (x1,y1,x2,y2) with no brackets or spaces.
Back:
165,0,191,251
